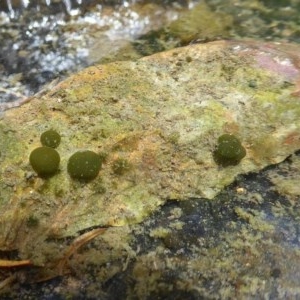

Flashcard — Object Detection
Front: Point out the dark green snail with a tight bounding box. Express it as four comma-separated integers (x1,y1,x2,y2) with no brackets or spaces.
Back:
67,150,102,181
29,146,60,177
213,134,246,167
40,129,61,148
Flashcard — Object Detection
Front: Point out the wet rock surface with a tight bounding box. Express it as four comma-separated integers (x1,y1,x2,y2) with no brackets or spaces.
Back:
3,153,300,299
1,0,300,298
1,39,300,298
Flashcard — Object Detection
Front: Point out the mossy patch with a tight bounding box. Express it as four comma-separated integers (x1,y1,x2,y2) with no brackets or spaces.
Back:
213,134,246,167
112,158,131,175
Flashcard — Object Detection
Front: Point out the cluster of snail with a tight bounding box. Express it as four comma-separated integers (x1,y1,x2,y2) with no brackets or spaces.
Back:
29,129,123,181
30,130,246,181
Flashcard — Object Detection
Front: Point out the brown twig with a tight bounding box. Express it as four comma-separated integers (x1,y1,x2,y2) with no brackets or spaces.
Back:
0,274,16,290
57,227,107,276
0,259,32,268
34,227,108,283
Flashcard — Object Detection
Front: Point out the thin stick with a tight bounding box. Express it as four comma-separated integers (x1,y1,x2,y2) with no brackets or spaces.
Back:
57,227,107,275
0,259,32,268
0,274,16,290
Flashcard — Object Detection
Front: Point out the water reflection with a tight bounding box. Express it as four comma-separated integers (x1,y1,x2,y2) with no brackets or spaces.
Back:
0,1,195,107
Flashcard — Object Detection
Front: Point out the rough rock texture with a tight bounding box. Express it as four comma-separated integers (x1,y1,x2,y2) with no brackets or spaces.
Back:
1,40,300,267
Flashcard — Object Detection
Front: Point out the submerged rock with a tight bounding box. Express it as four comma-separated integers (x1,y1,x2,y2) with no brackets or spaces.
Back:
1,40,300,260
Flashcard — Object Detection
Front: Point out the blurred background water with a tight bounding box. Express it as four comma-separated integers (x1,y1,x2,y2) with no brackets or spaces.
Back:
1,0,300,108
0,0,197,106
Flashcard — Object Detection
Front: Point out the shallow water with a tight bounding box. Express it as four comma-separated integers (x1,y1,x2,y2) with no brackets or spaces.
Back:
0,0,197,107
1,0,300,108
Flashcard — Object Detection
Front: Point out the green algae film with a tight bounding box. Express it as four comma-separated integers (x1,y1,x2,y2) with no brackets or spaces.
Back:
112,158,131,175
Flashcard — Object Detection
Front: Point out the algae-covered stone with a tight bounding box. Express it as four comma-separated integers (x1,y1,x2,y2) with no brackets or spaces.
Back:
168,3,232,44
1,40,300,257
